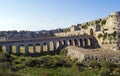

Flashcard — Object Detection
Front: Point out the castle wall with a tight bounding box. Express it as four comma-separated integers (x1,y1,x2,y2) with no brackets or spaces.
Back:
54,12,120,51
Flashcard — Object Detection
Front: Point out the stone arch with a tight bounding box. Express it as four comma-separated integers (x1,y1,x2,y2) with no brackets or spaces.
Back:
68,39,73,45
62,40,67,47
49,41,54,51
83,38,88,47
79,39,83,47
0,45,6,52
9,45,17,54
19,44,25,54
90,29,94,35
42,42,49,52
74,39,78,46
35,43,40,53
56,41,62,49
28,44,35,54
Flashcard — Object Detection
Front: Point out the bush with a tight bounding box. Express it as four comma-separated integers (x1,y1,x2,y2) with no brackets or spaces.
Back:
76,62,85,72
0,52,8,62
98,34,103,39
88,61,101,70
98,69,111,76
101,61,117,71
60,48,68,55
0,62,10,71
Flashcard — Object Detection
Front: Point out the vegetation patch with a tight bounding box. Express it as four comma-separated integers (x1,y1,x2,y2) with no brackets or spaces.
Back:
0,50,120,76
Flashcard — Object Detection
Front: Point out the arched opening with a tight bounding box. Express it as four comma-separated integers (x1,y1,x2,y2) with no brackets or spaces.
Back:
56,41,62,49
19,44,25,54
84,38,88,47
90,29,93,35
63,40,66,45
74,39,78,46
79,39,83,47
28,44,34,54
59,41,62,48
10,45,17,54
49,41,54,51
0,46,6,52
68,40,73,45
43,42,48,52
35,43,40,53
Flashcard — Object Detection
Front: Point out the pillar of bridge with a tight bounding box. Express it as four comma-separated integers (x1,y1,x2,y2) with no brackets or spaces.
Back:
10,46,12,53
84,39,88,47
40,44,43,54
16,45,20,55
80,39,83,47
25,45,28,55
6,45,11,53
64,40,68,46
77,40,79,46
72,40,75,46
59,41,62,46
47,42,50,52
53,41,56,51
33,45,36,54
89,38,93,47
73,39,79,46
0,46,2,52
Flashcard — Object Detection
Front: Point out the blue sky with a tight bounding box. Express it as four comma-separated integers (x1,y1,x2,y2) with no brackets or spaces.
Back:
0,0,120,31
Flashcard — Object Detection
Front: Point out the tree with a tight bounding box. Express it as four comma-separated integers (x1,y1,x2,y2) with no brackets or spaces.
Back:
98,34,103,39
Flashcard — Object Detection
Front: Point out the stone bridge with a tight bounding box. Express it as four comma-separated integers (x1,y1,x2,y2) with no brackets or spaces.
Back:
0,35,98,55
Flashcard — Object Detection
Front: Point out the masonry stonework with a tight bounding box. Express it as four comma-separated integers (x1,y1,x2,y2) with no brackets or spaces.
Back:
55,12,120,51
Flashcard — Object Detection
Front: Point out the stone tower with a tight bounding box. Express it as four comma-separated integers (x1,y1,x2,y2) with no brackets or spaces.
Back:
104,12,120,31
114,12,120,50
103,12,120,50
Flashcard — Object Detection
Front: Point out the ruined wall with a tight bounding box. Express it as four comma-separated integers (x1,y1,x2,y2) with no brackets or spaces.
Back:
66,46,120,63
54,12,120,50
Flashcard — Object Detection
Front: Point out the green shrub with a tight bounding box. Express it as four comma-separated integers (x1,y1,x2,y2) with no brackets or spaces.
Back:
0,52,9,62
0,62,10,70
101,61,117,71
60,48,68,55
88,61,101,70
98,33,103,39
98,69,111,76
76,62,85,72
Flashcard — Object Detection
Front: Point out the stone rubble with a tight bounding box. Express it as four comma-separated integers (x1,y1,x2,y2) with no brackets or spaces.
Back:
66,46,120,63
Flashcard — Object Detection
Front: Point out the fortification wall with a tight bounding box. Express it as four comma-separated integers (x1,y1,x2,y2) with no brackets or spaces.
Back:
66,46,120,63
54,12,120,50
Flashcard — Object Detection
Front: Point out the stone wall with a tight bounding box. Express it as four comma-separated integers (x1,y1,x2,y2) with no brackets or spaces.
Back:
54,12,120,50
66,46,120,63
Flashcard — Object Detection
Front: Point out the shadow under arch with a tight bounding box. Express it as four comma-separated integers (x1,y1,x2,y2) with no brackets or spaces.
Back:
68,39,73,45
79,38,83,47
73,39,78,46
